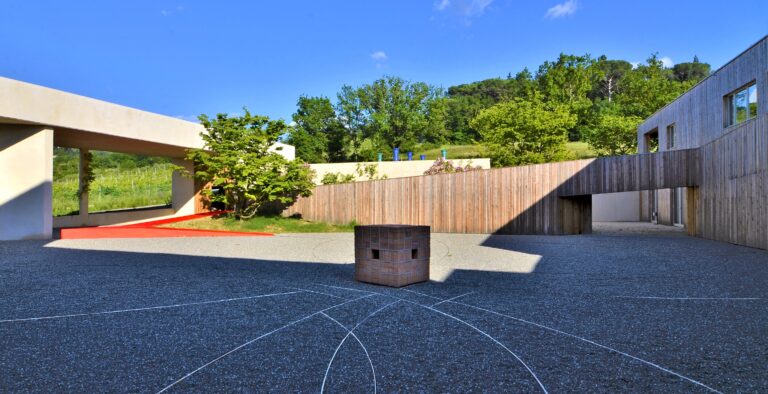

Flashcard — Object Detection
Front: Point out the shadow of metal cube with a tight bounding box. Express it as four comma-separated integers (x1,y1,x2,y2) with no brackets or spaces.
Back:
354,225,430,287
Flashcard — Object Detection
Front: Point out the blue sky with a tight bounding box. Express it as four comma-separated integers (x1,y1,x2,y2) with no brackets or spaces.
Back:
1,1,766,123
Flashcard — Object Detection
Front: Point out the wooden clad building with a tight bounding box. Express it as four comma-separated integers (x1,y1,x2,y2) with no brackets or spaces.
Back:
285,36,768,250
638,35,767,248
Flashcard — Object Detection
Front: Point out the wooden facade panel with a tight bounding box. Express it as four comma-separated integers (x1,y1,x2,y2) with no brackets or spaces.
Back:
284,148,698,236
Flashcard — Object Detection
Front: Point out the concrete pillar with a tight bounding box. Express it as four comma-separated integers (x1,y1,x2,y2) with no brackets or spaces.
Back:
171,158,196,216
0,125,54,240
78,148,90,222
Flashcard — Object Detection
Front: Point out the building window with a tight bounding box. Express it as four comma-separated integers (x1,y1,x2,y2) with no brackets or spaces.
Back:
666,124,675,149
644,128,659,153
724,82,757,127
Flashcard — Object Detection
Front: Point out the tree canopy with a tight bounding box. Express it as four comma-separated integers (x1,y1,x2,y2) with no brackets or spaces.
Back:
284,51,710,166
182,110,314,218
471,93,576,166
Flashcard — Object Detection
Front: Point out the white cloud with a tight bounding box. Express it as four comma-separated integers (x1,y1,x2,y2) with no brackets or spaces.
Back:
545,0,577,19
434,0,451,11
630,61,641,69
370,51,388,61
462,0,493,16
160,5,185,16
434,0,493,17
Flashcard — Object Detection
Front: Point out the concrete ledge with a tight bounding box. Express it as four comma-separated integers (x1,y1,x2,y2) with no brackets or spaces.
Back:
54,207,175,228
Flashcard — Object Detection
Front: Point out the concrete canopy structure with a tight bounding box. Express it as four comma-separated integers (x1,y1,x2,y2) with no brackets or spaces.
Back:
1,77,294,240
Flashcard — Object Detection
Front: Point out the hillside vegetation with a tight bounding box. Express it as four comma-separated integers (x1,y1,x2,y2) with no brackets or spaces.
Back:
53,148,173,216
286,54,709,166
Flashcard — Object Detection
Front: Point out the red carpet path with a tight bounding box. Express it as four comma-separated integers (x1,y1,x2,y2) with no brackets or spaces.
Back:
59,212,273,239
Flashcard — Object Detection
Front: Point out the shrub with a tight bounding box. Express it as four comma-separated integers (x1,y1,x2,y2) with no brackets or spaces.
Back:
423,157,482,175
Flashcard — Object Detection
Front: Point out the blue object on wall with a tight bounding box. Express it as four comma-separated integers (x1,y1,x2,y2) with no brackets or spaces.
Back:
377,153,382,162
441,149,447,159
420,154,426,160
393,147,400,161
407,151,413,160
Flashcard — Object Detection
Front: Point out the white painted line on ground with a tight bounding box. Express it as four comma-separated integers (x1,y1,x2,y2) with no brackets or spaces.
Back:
320,300,399,394
450,300,723,394
326,285,547,393
287,287,344,299
612,296,761,301
399,287,443,301
420,302,548,393
0,291,303,323
432,292,474,307
320,284,377,294
155,293,375,394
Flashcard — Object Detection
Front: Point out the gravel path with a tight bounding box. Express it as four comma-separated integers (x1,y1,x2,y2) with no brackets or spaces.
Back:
1,226,766,392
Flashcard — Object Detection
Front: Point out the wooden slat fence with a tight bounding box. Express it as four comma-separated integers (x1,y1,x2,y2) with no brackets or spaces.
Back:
284,148,699,236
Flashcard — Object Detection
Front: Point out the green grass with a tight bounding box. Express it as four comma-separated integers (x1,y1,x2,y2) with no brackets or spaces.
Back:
416,142,597,162
567,141,597,159
53,163,173,216
162,215,356,233
418,144,487,160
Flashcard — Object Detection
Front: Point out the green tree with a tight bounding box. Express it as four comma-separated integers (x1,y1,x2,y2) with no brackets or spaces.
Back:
335,85,368,161
615,54,692,119
672,56,711,82
536,53,598,140
182,110,314,219
591,56,633,102
582,110,643,156
445,72,537,143
471,93,576,166
360,76,444,150
287,96,342,163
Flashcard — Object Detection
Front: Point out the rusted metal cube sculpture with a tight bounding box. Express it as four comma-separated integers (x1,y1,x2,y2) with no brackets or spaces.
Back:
354,225,430,287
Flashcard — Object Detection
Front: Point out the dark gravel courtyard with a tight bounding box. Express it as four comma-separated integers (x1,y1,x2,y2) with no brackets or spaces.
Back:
1,226,767,393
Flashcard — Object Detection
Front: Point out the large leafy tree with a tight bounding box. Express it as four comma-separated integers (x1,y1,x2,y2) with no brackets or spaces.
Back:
361,76,444,150
334,76,448,160
335,85,368,161
615,54,693,119
471,93,576,166
287,96,342,163
582,107,643,156
672,56,711,82
591,56,633,102
182,110,314,219
445,70,536,143
536,53,598,140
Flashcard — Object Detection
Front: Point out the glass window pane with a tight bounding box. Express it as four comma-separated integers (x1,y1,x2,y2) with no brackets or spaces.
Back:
748,85,757,119
735,88,748,123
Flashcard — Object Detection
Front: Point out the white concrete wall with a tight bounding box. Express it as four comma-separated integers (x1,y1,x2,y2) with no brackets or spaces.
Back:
308,158,491,185
171,158,196,216
0,77,204,152
269,142,295,160
592,191,640,222
53,208,176,228
0,125,53,240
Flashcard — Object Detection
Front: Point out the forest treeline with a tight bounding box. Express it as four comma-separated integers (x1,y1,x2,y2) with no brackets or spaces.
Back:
287,53,710,167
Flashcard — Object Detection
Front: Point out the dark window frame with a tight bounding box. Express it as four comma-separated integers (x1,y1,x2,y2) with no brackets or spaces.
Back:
724,81,758,127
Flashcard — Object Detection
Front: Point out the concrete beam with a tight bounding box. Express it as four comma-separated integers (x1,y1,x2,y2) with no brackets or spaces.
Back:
0,77,204,155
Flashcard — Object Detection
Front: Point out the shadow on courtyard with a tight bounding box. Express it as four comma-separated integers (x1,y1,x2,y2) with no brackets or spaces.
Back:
0,236,766,392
